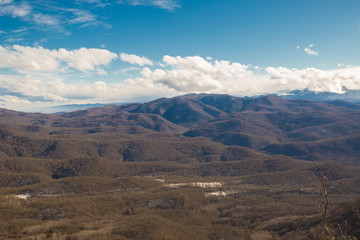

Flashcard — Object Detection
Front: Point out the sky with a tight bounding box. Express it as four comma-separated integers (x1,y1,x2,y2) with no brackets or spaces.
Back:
0,0,360,111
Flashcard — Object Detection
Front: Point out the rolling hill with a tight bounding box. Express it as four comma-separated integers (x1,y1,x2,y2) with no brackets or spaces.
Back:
1,93,360,166
1,94,360,240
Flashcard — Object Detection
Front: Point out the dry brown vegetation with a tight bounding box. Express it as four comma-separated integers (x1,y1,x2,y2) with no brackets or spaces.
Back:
1,173,359,239
0,94,360,239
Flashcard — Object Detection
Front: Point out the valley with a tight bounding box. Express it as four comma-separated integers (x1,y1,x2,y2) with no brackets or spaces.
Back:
0,94,359,239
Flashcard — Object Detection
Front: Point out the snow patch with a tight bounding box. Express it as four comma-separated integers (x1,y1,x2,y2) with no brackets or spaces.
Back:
165,182,223,188
205,190,239,197
9,193,31,199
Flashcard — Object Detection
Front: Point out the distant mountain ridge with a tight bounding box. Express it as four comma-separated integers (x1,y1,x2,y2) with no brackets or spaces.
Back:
0,93,360,167
42,89,360,114
281,88,360,103
45,103,126,113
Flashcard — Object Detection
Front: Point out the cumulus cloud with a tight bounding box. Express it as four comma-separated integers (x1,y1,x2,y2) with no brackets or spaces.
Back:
61,48,117,72
129,55,360,96
2,52,360,111
265,66,360,93
304,44,319,56
120,53,153,66
128,55,254,93
0,45,118,73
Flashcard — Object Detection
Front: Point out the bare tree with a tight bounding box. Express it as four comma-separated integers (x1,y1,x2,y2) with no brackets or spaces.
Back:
315,174,336,240
315,172,358,240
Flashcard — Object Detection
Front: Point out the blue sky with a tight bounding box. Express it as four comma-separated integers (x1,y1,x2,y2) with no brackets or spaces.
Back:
0,0,360,111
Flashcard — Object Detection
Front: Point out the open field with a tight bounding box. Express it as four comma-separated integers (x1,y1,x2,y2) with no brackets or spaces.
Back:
1,170,359,240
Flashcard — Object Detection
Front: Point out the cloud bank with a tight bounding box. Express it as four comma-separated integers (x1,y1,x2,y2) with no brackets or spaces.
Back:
1,45,360,111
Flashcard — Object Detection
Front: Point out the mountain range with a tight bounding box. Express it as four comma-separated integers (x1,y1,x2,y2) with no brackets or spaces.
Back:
282,88,360,103
1,94,360,176
42,88,360,114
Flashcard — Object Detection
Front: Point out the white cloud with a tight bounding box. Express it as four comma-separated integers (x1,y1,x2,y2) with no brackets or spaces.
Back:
4,38,25,43
253,66,262,71
0,95,31,104
130,55,360,96
0,73,177,111
32,13,60,26
69,9,96,24
0,0,12,4
304,44,319,56
60,48,117,72
0,3,31,17
304,48,319,56
75,0,111,7
133,55,252,92
0,45,118,73
265,66,360,93
113,66,141,75
120,53,153,66
117,0,180,10
0,1,107,34
13,27,28,33
0,0,177,37
2,52,360,111
0,2,66,32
